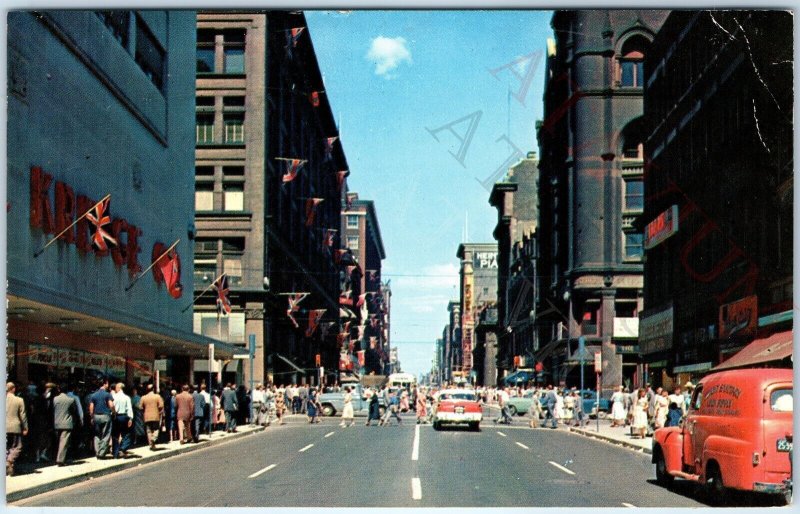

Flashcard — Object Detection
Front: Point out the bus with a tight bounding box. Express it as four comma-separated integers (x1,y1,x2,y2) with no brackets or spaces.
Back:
387,372,416,389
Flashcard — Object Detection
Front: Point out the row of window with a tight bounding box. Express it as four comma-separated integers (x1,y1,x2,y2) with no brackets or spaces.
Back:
197,28,245,74
196,114,245,144
195,166,245,212
96,11,166,91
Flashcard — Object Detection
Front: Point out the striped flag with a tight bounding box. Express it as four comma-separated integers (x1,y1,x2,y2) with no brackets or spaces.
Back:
305,309,326,338
305,198,324,227
86,197,117,252
324,137,338,161
214,275,231,317
336,170,348,193
281,159,305,184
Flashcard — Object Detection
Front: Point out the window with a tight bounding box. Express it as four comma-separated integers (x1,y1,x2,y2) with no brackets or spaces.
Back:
223,30,246,74
196,96,214,109
346,215,359,229
618,36,647,88
96,11,130,47
195,183,214,211
193,259,217,288
624,233,644,259
222,237,245,253
195,166,214,177
134,16,165,90
224,114,245,143
223,96,245,108
223,183,244,211
194,312,245,343
223,258,243,286
624,179,644,210
347,235,359,251
196,114,214,144
196,29,216,73
223,166,245,176
771,389,793,412
691,385,703,411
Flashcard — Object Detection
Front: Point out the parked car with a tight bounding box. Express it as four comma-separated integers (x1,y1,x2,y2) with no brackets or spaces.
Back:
505,389,540,416
318,385,385,417
433,388,482,431
652,368,793,506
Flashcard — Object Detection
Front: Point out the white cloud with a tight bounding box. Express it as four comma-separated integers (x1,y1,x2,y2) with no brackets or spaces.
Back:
366,36,412,78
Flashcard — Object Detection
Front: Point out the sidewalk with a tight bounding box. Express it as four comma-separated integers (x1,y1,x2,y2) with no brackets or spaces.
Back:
5,422,278,502
569,422,653,455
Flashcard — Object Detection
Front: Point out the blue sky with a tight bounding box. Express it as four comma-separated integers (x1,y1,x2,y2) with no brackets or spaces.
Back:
306,10,553,377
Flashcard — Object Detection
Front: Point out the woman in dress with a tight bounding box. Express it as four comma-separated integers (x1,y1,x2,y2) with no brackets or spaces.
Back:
562,390,575,425
274,386,286,425
415,387,427,424
306,388,320,424
365,389,381,426
340,386,355,427
169,389,178,442
609,385,626,427
632,388,649,439
653,389,670,429
399,389,410,413
554,389,565,424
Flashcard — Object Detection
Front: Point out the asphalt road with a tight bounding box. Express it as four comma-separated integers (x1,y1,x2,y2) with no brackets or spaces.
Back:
14,412,708,508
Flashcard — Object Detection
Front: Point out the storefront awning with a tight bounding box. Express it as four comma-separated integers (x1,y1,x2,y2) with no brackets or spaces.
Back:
502,370,532,384
712,330,793,371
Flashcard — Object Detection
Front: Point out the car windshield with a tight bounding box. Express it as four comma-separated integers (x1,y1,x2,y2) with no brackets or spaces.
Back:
440,392,476,401
771,388,793,412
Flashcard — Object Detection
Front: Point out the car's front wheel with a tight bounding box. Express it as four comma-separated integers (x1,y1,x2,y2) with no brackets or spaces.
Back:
321,404,335,417
507,405,518,416
433,420,441,431
654,447,673,487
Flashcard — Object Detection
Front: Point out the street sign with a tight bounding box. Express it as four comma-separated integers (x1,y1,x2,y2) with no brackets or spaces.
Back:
594,352,602,373
249,334,256,357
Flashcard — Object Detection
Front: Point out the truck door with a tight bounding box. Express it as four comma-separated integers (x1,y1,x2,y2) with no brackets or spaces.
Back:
762,383,793,477
682,384,704,470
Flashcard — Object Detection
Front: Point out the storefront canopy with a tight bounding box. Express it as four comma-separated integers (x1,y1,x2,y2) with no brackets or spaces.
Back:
712,330,793,371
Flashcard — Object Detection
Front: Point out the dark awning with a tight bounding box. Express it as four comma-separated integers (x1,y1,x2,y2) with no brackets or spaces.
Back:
712,331,793,371
502,370,532,384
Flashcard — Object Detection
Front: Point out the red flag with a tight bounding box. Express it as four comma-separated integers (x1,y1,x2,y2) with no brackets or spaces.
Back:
336,332,348,348
290,27,305,47
305,309,326,338
286,292,307,328
357,350,365,367
309,91,321,107
336,170,348,193
339,353,351,371
214,275,231,315
305,198,324,227
156,247,183,299
339,290,353,306
324,137,338,162
356,293,367,308
86,197,117,252
281,159,305,184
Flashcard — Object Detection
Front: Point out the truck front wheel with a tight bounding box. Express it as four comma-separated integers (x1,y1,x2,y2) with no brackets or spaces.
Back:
321,404,335,417
654,448,674,487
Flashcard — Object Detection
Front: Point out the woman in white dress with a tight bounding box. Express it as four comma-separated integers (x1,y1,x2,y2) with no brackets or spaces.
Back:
632,388,649,439
554,389,565,424
610,385,627,427
562,391,575,424
653,389,669,429
340,386,355,427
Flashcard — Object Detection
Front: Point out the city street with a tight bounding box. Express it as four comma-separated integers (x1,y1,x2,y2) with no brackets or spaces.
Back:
14,410,704,508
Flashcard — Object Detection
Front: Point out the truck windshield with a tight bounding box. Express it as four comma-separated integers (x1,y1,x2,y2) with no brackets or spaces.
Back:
771,388,793,412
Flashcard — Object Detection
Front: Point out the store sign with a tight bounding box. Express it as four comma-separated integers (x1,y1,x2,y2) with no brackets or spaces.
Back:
85,352,107,371
29,167,180,292
107,356,126,376
644,205,679,249
719,295,757,339
28,343,57,366
58,348,85,368
474,252,498,269
133,359,154,379
615,344,640,354
639,304,674,354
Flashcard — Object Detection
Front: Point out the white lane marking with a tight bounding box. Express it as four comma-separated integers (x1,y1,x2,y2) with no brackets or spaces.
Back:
622,503,636,508
515,442,530,450
548,461,576,475
411,477,422,500
248,464,276,478
324,431,335,438
412,424,420,461
497,431,507,437
299,444,314,453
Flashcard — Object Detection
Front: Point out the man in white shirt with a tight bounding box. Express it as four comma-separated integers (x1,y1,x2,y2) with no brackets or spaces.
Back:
667,387,685,415
251,384,267,426
111,383,133,459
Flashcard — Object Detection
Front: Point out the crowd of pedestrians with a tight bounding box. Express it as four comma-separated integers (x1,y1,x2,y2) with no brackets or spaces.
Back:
608,382,694,438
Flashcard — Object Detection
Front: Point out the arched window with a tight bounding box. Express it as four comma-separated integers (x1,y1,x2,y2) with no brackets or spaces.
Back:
620,118,644,160
618,35,648,87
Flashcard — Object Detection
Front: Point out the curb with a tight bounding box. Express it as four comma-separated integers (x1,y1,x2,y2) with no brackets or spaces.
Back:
569,427,652,455
7,426,265,503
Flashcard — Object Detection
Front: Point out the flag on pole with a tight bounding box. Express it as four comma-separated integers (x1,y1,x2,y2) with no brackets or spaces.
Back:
324,137,338,162
343,321,351,334
356,325,365,341
339,289,353,306
357,350,365,368
336,170,348,193
309,91,322,107
86,197,117,252
214,275,231,317
356,293,368,308
305,198,324,227
286,292,308,328
280,159,306,184
285,27,305,58
305,309,326,338
339,353,351,371
290,27,305,46
156,247,183,299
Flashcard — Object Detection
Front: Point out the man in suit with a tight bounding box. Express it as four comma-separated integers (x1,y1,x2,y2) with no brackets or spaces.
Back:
52,384,78,466
6,382,28,476
140,384,164,450
175,384,194,444
221,383,238,433
191,385,206,443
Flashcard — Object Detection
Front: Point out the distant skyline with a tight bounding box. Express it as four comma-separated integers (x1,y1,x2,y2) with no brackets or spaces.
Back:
306,10,553,376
